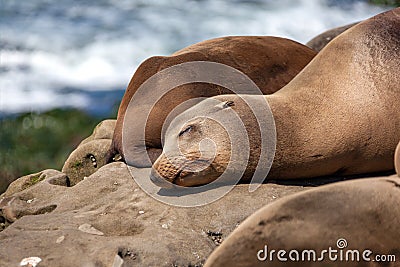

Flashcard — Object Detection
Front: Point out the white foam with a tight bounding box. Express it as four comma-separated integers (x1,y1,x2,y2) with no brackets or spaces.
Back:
0,87,89,113
0,0,389,114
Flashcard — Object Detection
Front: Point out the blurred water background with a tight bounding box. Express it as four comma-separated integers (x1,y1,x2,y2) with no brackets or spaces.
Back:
0,0,391,117
0,0,395,191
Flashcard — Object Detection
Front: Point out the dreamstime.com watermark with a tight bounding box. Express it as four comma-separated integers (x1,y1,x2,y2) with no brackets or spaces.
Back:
257,238,396,263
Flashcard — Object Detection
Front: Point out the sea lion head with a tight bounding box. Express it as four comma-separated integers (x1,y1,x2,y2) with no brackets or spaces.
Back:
150,98,234,188
150,95,268,188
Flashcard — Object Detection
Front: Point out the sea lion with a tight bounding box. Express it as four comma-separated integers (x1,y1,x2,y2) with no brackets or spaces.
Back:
109,36,317,167
151,8,400,187
306,22,359,52
396,141,400,176
204,176,400,267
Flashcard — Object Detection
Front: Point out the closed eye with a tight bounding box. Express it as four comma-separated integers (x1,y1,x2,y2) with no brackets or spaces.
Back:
179,125,193,137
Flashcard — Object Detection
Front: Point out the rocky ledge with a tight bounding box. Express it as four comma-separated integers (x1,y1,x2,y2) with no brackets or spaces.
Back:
1,120,399,267
0,161,309,266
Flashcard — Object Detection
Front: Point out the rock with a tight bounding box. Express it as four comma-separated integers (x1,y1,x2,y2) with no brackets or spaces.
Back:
62,119,116,186
1,169,69,197
0,162,308,266
80,119,116,145
55,235,65,244
0,169,67,229
78,223,104,236
19,256,42,267
204,175,400,267
306,22,358,52
62,139,112,186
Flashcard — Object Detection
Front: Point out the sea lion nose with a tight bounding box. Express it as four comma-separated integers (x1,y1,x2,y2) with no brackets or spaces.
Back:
150,168,175,189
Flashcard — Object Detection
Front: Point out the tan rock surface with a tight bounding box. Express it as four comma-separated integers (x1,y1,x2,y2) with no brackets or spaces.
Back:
62,120,116,186
0,162,309,266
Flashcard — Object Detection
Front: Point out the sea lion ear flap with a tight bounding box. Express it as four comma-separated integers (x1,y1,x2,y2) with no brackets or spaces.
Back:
222,101,235,109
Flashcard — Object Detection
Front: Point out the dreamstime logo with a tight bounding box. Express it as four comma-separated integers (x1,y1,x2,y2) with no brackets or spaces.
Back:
257,238,397,263
336,238,347,249
122,61,276,207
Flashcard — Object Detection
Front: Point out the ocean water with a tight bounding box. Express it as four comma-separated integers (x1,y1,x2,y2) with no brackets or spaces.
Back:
0,0,388,117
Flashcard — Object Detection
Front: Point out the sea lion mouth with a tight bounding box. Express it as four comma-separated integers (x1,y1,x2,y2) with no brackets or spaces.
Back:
173,169,184,184
171,158,217,186
150,168,176,189
150,165,195,188
172,169,194,186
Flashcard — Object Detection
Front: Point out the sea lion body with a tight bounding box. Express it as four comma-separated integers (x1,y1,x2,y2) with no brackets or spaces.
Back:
204,176,400,267
395,141,400,176
151,8,400,187
306,22,358,52
110,36,316,167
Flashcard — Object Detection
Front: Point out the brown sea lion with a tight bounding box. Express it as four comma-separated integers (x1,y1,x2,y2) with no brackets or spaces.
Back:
151,8,400,187
109,36,317,167
204,176,400,267
306,22,359,52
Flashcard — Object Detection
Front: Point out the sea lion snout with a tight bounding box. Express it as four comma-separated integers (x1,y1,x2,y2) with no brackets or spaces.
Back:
151,153,184,186
151,149,220,187
151,153,198,188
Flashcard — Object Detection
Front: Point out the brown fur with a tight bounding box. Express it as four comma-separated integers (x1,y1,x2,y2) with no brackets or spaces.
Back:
396,141,400,177
109,36,317,166
152,8,400,186
204,176,400,267
306,22,359,52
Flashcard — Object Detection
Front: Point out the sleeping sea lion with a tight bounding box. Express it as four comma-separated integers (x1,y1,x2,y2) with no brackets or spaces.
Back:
110,36,317,167
306,22,359,51
204,175,400,267
151,8,400,187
